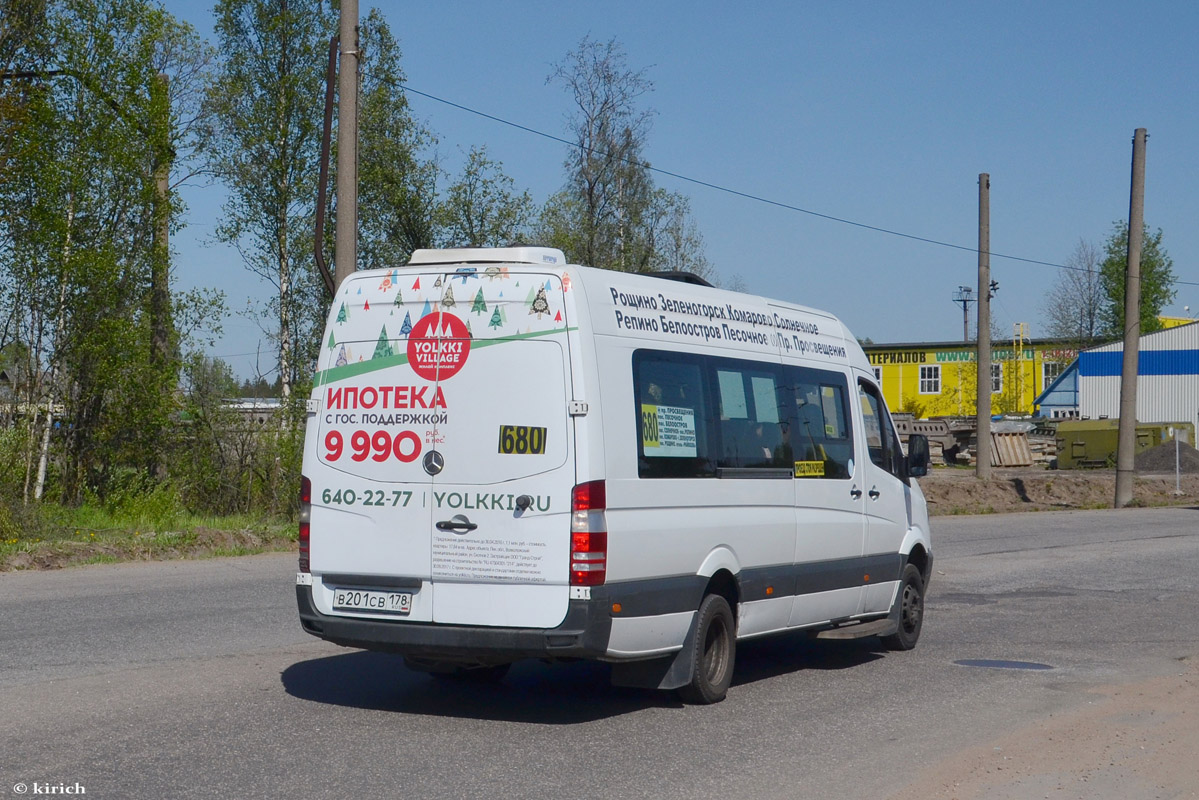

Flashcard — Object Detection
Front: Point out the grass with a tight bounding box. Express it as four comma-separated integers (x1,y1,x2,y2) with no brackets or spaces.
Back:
0,500,296,571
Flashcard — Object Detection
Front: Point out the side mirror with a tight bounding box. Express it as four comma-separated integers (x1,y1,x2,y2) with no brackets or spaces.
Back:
906,433,930,478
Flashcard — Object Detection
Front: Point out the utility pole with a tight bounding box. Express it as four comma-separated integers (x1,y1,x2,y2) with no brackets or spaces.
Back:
952,286,975,342
976,174,992,479
1115,129,1147,508
334,0,359,291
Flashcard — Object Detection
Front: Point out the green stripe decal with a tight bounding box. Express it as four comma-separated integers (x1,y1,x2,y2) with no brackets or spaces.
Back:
313,326,577,386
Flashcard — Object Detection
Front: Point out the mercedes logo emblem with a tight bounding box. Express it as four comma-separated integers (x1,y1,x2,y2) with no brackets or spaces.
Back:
423,450,445,475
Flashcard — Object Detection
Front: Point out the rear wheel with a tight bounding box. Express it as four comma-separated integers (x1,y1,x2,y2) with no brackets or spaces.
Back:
678,594,736,704
880,563,925,651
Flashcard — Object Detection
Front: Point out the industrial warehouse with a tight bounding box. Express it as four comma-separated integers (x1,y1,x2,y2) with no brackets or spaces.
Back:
865,319,1199,426
863,320,1199,469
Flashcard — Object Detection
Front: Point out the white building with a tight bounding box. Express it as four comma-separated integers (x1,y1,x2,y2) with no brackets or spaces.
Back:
1078,321,1199,426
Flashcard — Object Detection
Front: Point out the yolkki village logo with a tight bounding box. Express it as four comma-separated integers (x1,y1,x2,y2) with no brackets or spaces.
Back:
407,312,471,381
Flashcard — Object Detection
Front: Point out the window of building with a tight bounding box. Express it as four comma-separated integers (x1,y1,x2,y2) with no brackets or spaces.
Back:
872,367,882,383
919,364,940,394
991,362,1003,394
1043,360,1066,388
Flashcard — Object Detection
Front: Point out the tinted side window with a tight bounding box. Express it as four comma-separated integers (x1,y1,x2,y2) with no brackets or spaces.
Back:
789,367,854,480
858,379,905,480
711,359,792,471
634,351,715,478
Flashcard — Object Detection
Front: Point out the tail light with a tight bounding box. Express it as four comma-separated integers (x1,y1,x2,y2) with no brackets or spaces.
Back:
299,475,311,573
570,480,607,586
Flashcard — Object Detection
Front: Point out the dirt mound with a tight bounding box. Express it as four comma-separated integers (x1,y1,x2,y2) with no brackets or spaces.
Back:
920,467,1199,515
1135,439,1199,474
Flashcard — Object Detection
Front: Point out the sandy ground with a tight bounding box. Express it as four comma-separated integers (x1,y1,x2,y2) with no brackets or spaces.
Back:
890,658,1199,800
920,468,1199,516
902,462,1199,800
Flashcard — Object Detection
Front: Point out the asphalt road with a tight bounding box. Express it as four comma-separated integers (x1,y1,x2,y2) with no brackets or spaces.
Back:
2,506,1198,800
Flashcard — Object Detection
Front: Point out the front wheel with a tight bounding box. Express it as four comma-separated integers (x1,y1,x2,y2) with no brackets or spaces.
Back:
880,563,925,651
678,594,736,704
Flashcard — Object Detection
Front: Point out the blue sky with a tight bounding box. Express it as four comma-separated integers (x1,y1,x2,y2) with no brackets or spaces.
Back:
163,1,1199,380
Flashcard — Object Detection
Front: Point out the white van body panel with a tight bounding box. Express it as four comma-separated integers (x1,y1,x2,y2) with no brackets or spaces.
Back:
696,546,742,580
297,247,932,682
738,596,794,639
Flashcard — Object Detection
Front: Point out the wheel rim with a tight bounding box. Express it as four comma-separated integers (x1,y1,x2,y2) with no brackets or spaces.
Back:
900,583,922,634
702,615,730,683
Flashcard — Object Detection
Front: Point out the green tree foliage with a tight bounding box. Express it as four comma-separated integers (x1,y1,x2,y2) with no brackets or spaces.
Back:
1099,221,1177,337
170,354,293,515
201,0,334,402
0,0,47,185
0,0,210,504
357,8,439,269
539,36,710,278
437,145,534,247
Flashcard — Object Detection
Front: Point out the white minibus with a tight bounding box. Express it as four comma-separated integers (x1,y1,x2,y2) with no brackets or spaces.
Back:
297,247,932,703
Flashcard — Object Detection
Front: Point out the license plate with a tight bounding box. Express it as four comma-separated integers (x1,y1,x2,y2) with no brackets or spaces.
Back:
332,588,412,616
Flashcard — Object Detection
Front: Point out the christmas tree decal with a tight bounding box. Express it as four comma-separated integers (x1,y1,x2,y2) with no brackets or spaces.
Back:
373,326,393,359
363,299,371,311
412,278,421,290
420,299,432,318
488,306,503,330
327,330,336,350
434,275,443,288
441,285,456,309
399,310,413,337
335,344,349,367
561,274,572,293
378,274,393,292
335,302,349,324
529,287,550,319
466,321,474,338
392,288,403,307
471,288,487,315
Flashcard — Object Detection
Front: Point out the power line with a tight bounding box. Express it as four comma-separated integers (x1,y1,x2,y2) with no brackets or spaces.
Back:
399,84,1199,288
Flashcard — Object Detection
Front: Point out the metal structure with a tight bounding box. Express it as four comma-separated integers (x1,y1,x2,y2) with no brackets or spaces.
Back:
1079,321,1199,426
951,286,975,342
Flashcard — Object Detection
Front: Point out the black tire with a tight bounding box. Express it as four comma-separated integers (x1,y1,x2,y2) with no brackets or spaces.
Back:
880,563,925,651
678,594,736,704
404,658,511,683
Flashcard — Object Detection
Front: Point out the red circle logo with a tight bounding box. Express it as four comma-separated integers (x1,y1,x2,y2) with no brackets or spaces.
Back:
407,312,471,381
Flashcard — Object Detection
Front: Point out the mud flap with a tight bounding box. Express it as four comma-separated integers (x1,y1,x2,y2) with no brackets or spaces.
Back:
608,611,698,691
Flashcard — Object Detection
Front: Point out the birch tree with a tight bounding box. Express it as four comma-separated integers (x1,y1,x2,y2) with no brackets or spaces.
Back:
202,0,333,401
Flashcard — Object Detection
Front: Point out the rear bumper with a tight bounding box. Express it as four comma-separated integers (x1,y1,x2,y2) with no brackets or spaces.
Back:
296,585,613,661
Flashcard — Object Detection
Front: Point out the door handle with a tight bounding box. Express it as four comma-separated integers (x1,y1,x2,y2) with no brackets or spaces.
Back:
868,486,881,500
435,514,478,533
850,486,863,499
